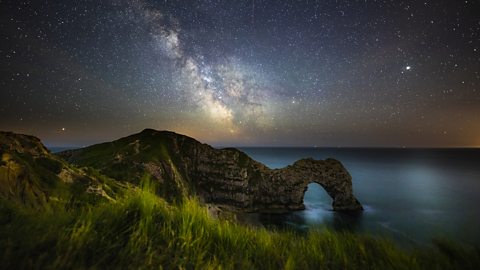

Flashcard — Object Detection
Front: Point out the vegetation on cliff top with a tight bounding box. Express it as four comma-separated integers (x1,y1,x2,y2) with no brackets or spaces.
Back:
0,131,124,208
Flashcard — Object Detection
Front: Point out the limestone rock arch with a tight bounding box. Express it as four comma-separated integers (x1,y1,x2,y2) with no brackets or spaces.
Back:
250,158,363,212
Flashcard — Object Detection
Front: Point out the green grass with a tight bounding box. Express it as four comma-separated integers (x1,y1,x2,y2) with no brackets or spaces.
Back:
0,179,479,269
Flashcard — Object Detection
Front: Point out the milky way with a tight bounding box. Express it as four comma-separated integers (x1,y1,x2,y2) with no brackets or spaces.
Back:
1,1,479,147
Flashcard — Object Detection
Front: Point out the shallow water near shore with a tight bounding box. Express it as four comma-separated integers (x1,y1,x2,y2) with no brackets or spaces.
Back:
239,147,480,246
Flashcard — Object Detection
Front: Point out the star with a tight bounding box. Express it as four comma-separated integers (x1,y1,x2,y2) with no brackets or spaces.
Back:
0,0,478,147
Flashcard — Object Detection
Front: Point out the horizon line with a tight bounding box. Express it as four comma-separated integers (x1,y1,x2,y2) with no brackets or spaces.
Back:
46,144,480,149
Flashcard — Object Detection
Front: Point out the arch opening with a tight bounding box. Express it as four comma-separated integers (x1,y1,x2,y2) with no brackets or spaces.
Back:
303,182,333,210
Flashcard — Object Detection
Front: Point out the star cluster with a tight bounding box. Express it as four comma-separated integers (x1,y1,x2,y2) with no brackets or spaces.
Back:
1,0,479,147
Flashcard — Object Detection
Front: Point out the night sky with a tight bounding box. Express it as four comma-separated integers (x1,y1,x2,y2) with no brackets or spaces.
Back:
1,0,479,147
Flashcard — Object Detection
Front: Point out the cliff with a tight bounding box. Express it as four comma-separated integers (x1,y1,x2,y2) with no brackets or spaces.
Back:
60,129,362,212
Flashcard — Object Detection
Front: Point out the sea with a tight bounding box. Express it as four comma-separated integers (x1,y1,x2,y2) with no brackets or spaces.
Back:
50,146,480,246
238,147,480,247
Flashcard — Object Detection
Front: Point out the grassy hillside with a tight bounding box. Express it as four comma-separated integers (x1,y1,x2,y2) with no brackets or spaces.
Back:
59,129,201,201
58,129,268,207
0,131,124,208
1,178,479,270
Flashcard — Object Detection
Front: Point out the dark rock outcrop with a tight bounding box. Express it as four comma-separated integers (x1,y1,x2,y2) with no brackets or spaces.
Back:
60,129,363,212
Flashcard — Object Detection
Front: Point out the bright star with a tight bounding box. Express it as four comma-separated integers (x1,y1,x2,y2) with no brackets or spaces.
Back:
405,66,411,70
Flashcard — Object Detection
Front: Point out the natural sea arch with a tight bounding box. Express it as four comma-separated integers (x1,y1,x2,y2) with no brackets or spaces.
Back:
248,158,363,212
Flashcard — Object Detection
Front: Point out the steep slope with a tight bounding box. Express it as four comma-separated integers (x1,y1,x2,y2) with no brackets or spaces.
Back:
0,131,122,207
60,129,362,212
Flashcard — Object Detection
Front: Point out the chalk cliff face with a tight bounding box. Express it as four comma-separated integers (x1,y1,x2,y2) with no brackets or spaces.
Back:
60,129,362,212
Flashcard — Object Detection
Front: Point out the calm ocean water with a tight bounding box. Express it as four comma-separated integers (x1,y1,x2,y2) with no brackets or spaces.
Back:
239,148,480,246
